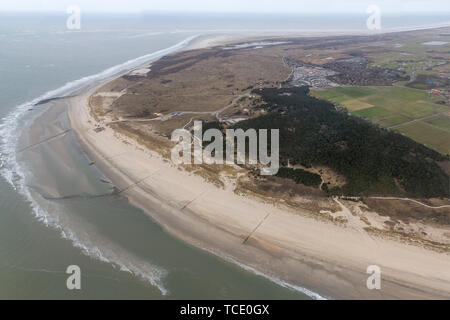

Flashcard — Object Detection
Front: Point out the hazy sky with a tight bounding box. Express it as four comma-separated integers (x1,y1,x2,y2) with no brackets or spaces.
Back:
1,0,449,14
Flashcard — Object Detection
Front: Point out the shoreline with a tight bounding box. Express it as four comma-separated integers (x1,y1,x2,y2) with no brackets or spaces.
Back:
67,72,450,299
15,30,450,299
184,22,450,49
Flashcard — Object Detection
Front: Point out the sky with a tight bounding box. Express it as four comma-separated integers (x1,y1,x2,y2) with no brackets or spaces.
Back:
1,0,449,14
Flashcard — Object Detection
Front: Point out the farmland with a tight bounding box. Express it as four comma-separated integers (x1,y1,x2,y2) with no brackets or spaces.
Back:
91,26,450,199
312,86,450,154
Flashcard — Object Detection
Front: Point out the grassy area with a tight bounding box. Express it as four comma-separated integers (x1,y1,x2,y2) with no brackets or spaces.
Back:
312,86,449,154
367,37,450,77
353,106,390,118
424,114,450,132
396,121,450,154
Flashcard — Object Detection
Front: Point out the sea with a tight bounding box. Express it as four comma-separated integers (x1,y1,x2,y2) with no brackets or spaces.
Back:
0,12,448,299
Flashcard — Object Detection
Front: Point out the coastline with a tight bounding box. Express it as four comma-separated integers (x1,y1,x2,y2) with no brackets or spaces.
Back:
12,29,449,299
67,82,450,299
184,22,450,50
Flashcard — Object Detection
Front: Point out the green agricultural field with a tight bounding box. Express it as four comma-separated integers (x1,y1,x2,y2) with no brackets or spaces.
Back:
312,86,450,154
396,121,450,154
424,114,450,132
352,106,390,118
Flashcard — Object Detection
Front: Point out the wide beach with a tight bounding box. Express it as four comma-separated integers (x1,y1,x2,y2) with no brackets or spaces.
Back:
65,34,450,299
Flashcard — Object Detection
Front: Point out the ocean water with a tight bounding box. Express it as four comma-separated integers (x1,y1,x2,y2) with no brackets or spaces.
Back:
0,12,448,299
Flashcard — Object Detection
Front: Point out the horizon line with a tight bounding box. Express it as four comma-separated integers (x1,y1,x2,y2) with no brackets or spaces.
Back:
1,9,450,15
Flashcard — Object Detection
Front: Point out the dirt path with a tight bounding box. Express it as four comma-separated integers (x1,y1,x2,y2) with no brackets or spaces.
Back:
369,196,450,209
388,112,446,129
107,92,251,129
281,56,295,84
338,195,450,209
180,92,251,128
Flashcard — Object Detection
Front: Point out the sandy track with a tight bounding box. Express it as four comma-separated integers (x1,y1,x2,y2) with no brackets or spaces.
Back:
369,197,450,209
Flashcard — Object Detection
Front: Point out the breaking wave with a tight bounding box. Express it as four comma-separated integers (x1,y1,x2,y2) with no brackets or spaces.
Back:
202,248,328,300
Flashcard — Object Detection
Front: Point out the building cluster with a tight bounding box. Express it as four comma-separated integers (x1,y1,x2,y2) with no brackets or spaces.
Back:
289,66,338,88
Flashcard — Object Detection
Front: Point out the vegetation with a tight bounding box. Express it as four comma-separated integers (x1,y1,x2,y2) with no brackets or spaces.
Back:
233,87,449,197
311,86,449,154
276,168,322,188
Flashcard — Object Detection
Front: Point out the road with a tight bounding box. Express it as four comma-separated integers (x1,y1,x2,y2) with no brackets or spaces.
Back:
368,196,450,209
106,92,251,128
388,112,446,129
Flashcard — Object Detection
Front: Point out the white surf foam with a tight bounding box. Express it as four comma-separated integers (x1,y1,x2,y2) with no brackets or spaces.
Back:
202,248,328,300
60,224,169,295
0,35,198,295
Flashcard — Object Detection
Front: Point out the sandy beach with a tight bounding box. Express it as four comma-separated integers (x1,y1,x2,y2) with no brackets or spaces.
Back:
66,80,450,299
49,28,450,299
2,5,450,301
